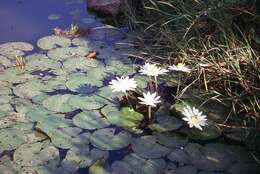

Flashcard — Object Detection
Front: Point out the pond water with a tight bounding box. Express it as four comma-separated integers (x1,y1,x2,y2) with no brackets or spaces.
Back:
0,0,259,174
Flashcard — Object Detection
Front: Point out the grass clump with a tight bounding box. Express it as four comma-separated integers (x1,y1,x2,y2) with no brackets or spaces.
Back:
123,0,260,124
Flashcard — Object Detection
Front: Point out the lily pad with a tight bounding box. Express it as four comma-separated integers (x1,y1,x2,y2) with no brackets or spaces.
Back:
0,112,27,129
26,55,62,72
14,141,59,167
89,159,111,174
47,46,90,61
0,67,34,83
0,95,12,104
182,124,221,140
73,111,110,130
156,132,188,148
0,55,12,67
0,42,33,58
37,35,71,50
68,95,107,110
0,128,27,151
132,135,171,159
65,73,102,92
149,114,183,132
101,106,144,129
47,127,82,149
63,147,108,168
90,128,132,150
62,57,100,73
42,94,76,113
72,38,90,47
173,90,232,122
111,153,166,174
10,98,34,114
13,79,51,99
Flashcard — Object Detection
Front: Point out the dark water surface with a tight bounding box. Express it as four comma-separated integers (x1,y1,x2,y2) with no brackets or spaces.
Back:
0,0,95,43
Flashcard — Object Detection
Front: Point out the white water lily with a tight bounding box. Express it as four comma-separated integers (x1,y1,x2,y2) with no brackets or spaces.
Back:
109,76,137,93
182,105,207,130
139,63,168,77
138,92,161,107
169,63,191,73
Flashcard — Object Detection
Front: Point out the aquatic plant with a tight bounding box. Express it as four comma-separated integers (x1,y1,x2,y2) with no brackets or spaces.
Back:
169,63,191,73
138,91,161,122
15,55,26,70
139,62,168,92
53,24,89,38
182,105,208,131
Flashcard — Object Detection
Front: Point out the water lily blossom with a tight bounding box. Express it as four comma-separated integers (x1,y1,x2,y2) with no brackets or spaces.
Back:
109,76,137,93
182,105,207,130
138,91,161,123
139,63,168,92
138,91,161,107
140,62,168,77
169,63,191,73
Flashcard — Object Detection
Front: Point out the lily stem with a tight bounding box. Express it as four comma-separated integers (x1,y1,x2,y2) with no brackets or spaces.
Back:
149,76,153,93
154,76,158,94
125,92,133,109
148,106,152,123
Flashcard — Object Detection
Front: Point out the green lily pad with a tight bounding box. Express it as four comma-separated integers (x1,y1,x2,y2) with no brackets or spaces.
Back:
156,132,188,149
65,73,102,92
13,79,51,99
62,57,100,73
111,153,166,174
0,42,33,59
182,124,221,140
98,86,124,102
68,95,107,110
0,128,27,152
0,112,27,129
63,147,109,168
14,141,59,167
0,67,34,83
90,128,132,150
37,35,71,50
73,111,110,130
105,60,134,75
47,46,90,61
42,94,76,113
89,159,111,174
72,38,90,47
132,135,171,159
11,98,34,114
173,90,232,122
101,106,144,129
0,55,12,67
149,114,183,132
47,127,82,149
26,55,62,72
0,95,12,104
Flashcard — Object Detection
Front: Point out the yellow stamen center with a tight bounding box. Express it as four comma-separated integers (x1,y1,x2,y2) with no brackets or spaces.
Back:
177,63,185,68
191,116,199,124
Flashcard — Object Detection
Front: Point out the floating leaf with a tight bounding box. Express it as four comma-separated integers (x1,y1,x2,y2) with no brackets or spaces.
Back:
14,141,59,167
73,111,110,130
47,46,90,61
63,147,108,168
42,94,76,113
90,128,132,150
112,153,166,174
182,124,221,140
0,128,27,151
68,95,107,110
101,106,144,129
156,132,188,148
149,114,183,132
37,35,71,50
89,159,111,174
0,42,33,59
132,135,171,159
62,57,100,73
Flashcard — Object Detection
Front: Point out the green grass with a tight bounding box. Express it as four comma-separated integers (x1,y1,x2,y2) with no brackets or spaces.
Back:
123,0,259,122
